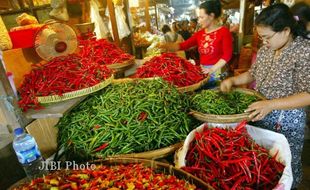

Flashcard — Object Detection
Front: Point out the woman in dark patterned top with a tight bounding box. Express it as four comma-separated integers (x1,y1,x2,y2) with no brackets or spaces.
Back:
221,3,310,189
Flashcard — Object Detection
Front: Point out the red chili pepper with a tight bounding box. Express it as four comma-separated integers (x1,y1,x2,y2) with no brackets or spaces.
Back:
135,53,206,87
137,111,148,121
93,143,109,152
182,122,285,189
18,54,112,111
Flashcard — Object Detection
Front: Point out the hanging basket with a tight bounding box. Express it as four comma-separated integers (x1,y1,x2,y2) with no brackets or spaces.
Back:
37,75,114,104
190,88,265,123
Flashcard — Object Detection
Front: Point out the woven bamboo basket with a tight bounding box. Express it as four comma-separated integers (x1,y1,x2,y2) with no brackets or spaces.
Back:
95,158,214,189
37,75,114,104
9,158,213,190
111,76,160,84
190,88,265,123
107,57,135,73
105,142,183,160
177,76,210,93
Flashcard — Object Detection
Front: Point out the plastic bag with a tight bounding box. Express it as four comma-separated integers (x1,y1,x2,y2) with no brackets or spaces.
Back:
175,123,293,190
106,5,131,40
90,0,109,39
49,0,69,21
0,16,13,50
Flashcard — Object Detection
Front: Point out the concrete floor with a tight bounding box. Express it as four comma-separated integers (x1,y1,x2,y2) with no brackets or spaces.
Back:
299,111,310,190
300,129,310,189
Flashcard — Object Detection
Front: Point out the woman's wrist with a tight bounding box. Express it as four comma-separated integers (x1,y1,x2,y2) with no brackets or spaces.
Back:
230,76,237,86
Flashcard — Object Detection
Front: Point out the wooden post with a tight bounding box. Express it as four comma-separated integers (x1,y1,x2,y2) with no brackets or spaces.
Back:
238,0,246,53
122,0,134,54
107,0,121,46
81,0,91,23
154,1,159,30
145,0,151,32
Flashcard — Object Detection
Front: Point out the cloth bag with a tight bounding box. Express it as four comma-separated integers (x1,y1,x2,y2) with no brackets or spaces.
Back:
175,123,293,190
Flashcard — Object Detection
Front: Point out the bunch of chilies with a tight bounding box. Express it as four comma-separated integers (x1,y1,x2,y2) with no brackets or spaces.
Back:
182,121,285,190
18,39,134,111
13,163,199,190
135,53,207,87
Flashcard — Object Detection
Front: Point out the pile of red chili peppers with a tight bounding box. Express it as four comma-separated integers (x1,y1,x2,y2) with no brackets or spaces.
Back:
135,53,206,87
182,121,285,190
18,54,112,111
13,163,198,190
78,38,134,65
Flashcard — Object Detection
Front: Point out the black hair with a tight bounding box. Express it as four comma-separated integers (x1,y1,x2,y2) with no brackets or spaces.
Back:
255,3,309,39
291,2,310,32
199,0,222,18
162,24,171,34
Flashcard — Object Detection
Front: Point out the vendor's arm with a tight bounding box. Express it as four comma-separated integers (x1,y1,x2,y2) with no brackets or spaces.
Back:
246,92,310,121
161,31,199,52
220,71,255,92
247,47,310,121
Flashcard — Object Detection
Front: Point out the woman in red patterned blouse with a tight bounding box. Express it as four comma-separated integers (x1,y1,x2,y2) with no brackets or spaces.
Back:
161,0,233,86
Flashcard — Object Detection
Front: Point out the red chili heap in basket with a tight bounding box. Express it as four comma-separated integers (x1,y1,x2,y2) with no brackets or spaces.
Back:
182,121,285,190
13,163,198,190
18,54,112,111
135,53,206,87
78,38,134,65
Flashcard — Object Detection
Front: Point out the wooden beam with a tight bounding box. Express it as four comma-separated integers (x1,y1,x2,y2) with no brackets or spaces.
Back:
107,0,120,46
145,0,151,32
154,2,159,30
238,0,246,53
81,0,91,23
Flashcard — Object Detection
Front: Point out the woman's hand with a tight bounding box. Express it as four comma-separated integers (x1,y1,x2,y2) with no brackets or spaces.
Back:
220,77,234,92
245,100,274,121
202,67,212,74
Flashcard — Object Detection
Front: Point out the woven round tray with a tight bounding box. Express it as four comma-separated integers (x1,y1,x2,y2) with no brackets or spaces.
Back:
107,57,135,72
111,76,160,84
177,76,210,93
104,142,183,160
37,75,114,104
190,88,265,123
9,158,214,190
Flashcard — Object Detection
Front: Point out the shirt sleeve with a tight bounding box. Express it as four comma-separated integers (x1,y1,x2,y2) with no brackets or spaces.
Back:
221,28,233,63
294,45,310,93
179,31,199,50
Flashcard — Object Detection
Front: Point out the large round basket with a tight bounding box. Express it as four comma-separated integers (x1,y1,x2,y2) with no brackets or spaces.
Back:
9,158,213,190
107,57,135,73
111,76,160,84
177,76,210,93
190,88,265,123
104,142,183,160
37,75,114,104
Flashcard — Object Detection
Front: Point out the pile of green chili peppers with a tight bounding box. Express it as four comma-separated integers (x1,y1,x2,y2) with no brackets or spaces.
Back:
56,79,193,161
191,90,258,115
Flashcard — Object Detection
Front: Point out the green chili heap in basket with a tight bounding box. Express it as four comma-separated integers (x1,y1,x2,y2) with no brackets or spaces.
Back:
56,79,193,160
191,90,258,115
